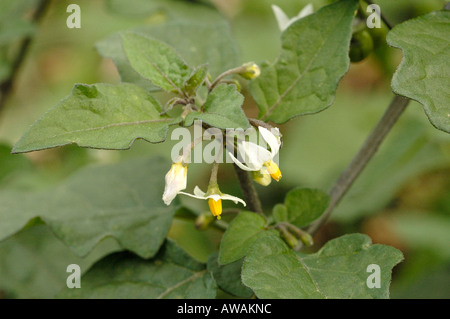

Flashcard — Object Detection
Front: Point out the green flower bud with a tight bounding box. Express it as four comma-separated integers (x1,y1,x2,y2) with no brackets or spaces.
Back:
195,212,215,230
299,232,314,247
238,62,261,80
280,228,299,249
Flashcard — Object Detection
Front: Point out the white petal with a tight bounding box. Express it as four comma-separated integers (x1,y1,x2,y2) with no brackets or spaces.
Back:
271,5,291,32
219,194,247,206
162,163,187,205
259,127,281,157
297,3,313,19
241,141,272,164
193,186,206,197
179,186,207,201
228,151,257,171
205,194,222,202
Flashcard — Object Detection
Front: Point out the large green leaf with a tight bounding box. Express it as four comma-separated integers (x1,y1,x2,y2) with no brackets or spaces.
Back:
58,240,217,299
0,157,177,258
242,233,403,299
219,212,269,265
11,83,181,153
250,0,358,123
184,84,249,129
387,10,450,133
207,252,253,298
97,21,238,87
0,224,121,299
121,32,191,93
276,188,329,228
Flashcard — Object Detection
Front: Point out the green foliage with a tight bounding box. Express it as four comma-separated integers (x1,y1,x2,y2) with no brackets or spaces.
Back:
58,240,216,299
0,225,120,298
0,157,177,258
387,10,450,133
207,252,253,298
250,0,358,123
184,84,249,129
275,188,329,227
12,83,181,153
121,32,191,93
242,233,404,299
96,21,239,86
2,0,443,300
219,212,269,265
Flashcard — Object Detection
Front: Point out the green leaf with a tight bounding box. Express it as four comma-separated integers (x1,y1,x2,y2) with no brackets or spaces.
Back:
184,84,249,129
249,0,358,123
242,233,403,299
283,188,329,228
207,252,253,298
219,211,268,265
184,64,208,96
272,203,288,223
387,10,450,133
97,21,239,86
0,157,177,258
58,240,217,299
12,83,181,153
121,32,191,93
0,224,121,298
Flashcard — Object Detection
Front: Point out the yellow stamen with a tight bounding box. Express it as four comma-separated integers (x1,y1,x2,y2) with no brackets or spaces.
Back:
208,198,222,219
264,160,282,181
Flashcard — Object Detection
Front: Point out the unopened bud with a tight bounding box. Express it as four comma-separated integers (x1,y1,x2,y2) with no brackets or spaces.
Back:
280,228,299,249
299,232,314,247
239,62,261,80
195,213,215,230
252,170,271,186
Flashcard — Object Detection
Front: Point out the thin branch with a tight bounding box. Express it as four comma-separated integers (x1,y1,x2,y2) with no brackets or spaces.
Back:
305,95,410,237
233,164,264,215
209,65,246,92
0,0,51,111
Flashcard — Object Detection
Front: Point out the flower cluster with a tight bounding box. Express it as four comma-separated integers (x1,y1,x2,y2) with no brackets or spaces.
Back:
162,126,282,219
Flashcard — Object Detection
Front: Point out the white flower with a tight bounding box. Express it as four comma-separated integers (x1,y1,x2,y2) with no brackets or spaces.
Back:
162,162,188,205
271,3,313,32
229,126,282,182
179,186,246,219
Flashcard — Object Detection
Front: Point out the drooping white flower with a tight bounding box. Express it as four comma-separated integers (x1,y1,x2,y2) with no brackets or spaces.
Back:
162,162,188,205
179,186,246,219
229,126,282,182
271,3,313,32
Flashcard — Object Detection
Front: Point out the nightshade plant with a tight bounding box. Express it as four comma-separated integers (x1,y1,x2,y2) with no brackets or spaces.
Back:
1,0,449,299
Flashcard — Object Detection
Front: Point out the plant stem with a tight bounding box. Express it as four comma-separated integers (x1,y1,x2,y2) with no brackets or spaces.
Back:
209,65,246,92
233,164,264,215
209,161,220,186
305,95,410,237
0,0,51,111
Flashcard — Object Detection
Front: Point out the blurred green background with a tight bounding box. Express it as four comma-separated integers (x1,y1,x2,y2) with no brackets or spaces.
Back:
0,0,448,299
